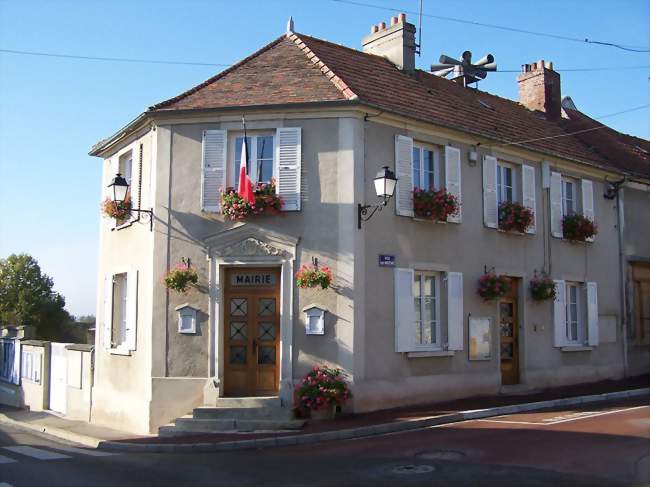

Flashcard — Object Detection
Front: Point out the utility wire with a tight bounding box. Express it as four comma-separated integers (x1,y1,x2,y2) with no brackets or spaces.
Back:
0,48,231,67
330,0,650,52
499,104,650,147
1,48,649,74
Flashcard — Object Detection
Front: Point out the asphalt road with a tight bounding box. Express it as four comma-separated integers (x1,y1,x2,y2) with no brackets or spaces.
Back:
0,396,647,487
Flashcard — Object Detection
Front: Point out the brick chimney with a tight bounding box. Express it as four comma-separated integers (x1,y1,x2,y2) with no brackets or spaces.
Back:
362,12,416,71
517,60,561,120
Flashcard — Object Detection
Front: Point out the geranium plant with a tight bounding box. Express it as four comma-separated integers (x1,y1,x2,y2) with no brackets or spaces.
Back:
163,262,198,293
102,196,132,221
562,214,597,242
296,365,351,412
477,272,511,301
220,179,283,221
499,201,534,233
530,273,556,302
413,187,459,222
296,264,333,290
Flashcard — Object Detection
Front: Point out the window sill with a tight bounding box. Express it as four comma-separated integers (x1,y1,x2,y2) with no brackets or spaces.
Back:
413,217,449,224
109,348,132,356
560,346,593,352
407,350,454,358
496,228,528,236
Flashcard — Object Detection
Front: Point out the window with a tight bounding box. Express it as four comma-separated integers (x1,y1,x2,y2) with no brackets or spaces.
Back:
565,282,585,344
562,178,576,216
111,273,128,348
231,133,274,189
413,271,441,348
177,306,197,334
412,145,440,191
119,151,133,188
497,162,517,204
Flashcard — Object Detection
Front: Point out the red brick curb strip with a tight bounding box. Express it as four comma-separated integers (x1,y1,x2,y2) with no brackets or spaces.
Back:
97,387,650,454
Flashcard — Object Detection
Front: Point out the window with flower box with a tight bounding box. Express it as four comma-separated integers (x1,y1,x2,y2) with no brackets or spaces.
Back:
394,135,462,223
229,133,275,189
550,172,595,241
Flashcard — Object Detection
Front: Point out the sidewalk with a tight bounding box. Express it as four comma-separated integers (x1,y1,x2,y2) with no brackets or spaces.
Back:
0,407,145,447
1,374,647,452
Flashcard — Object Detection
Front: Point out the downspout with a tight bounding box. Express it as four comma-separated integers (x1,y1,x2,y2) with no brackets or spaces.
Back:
616,187,629,377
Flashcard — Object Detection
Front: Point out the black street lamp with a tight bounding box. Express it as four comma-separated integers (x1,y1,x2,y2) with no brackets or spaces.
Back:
358,166,398,229
107,173,154,231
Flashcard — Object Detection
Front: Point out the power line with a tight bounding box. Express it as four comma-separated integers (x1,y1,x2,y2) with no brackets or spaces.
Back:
500,104,650,147
0,48,230,67
2,48,648,75
330,0,650,52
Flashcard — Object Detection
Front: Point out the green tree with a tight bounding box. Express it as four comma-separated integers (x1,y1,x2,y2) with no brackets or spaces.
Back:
0,253,72,339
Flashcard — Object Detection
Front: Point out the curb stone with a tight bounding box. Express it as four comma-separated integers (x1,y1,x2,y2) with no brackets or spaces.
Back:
97,387,649,453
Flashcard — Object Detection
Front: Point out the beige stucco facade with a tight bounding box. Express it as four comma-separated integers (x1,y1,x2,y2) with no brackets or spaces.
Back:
90,105,649,434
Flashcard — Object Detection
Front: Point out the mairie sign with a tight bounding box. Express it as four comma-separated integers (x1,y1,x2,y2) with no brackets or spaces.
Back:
231,273,276,286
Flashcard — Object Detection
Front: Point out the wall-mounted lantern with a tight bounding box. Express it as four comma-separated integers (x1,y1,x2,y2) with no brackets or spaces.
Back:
175,304,198,334
108,173,155,231
358,166,398,229
303,304,326,335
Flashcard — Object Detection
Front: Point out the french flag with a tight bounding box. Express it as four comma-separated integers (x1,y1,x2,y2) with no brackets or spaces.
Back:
238,137,255,205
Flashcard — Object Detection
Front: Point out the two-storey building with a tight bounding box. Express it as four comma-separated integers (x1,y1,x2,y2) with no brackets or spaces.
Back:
89,14,650,434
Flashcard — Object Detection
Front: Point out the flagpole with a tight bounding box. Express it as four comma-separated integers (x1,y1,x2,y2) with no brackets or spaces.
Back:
242,115,248,171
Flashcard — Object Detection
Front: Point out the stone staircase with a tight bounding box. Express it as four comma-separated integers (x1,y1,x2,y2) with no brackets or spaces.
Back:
159,397,306,437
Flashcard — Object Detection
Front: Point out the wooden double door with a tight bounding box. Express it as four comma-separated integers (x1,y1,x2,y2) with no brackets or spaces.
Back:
499,278,520,385
224,268,281,396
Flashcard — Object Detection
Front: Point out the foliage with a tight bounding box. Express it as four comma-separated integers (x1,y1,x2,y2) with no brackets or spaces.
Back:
102,196,132,221
477,272,511,301
413,187,460,221
295,264,333,290
296,365,351,411
220,179,283,220
499,201,534,233
562,213,597,242
530,273,556,302
0,254,72,339
163,264,199,293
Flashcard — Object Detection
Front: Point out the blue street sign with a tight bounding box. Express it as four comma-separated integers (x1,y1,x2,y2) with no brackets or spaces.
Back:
379,255,395,267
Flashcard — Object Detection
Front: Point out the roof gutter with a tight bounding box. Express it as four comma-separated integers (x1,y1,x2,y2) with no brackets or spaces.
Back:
88,112,151,157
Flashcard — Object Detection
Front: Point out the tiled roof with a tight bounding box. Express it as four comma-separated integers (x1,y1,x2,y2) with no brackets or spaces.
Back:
150,33,650,178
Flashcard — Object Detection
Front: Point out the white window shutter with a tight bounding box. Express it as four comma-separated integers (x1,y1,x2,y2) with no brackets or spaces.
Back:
553,280,567,347
394,268,415,352
275,127,302,211
125,270,138,351
550,171,563,238
201,130,227,212
522,164,537,234
11,341,20,385
447,272,464,351
482,155,498,228
395,135,414,217
586,282,599,346
581,179,595,242
103,275,113,349
445,146,462,223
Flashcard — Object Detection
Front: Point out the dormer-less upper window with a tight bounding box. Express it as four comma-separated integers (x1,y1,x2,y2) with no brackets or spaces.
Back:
412,145,440,192
562,177,577,216
119,151,133,189
230,133,275,189
496,162,518,204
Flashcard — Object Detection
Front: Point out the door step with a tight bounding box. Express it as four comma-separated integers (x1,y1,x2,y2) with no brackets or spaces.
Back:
159,396,305,437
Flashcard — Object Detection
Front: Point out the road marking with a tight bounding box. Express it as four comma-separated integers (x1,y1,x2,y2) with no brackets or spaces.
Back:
478,405,649,426
0,453,17,464
2,446,70,460
47,445,116,457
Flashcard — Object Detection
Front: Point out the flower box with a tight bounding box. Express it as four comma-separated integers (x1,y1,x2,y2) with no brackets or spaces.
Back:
562,214,597,242
296,365,351,417
478,272,510,301
413,188,459,222
164,264,198,293
498,201,534,233
102,196,132,221
220,179,283,221
296,264,333,290
529,273,556,302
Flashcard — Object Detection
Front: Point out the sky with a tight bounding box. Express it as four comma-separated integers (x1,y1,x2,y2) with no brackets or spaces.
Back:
0,0,648,317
